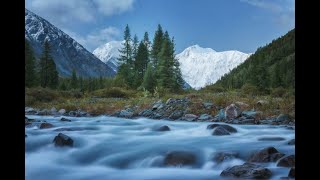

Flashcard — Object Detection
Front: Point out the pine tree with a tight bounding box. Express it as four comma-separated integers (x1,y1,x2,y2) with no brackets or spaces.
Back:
143,32,151,50
171,37,184,90
132,34,139,59
70,69,78,89
39,40,58,89
134,41,149,87
117,24,134,87
157,31,175,90
142,63,155,92
25,39,38,87
151,24,164,68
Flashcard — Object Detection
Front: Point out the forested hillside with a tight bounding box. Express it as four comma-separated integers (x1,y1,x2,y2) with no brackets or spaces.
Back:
214,29,295,91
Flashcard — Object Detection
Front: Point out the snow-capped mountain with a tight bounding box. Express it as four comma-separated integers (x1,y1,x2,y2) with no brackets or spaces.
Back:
176,45,251,89
93,41,124,71
25,8,115,77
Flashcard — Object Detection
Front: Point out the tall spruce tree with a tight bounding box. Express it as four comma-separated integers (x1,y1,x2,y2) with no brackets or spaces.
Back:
25,39,38,87
39,40,58,89
70,69,78,89
157,31,175,90
134,41,149,87
117,24,134,87
171,37,184,90
151,24,164,69
132,34,139,59
142,63,155,92
143,32,151,50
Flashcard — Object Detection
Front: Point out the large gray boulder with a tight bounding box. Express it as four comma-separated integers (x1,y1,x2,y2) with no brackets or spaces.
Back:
248,147,285,162
220,163,272,179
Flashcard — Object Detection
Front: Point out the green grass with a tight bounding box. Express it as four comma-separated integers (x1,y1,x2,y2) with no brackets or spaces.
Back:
25,87,295,119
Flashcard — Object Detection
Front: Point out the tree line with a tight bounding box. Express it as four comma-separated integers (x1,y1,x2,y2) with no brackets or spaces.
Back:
213,28,295,92
25,39,59,89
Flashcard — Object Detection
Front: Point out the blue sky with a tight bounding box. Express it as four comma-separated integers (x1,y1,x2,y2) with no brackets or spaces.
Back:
26,0,295,53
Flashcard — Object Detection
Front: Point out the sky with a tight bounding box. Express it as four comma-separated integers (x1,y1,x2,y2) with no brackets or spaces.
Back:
25,0,295,53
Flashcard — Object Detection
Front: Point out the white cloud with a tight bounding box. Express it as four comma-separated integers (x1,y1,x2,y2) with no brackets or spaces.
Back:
65,27,121,51
241,0,295,28
93,0,134,16
26,0,135,26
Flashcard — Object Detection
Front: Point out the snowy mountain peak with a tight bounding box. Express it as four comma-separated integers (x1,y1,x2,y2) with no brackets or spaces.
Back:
25,8,115,77
93,40,124,71
177,45,251,90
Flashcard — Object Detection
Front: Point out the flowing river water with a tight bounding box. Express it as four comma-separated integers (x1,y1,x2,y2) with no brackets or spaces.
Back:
25,115,295,180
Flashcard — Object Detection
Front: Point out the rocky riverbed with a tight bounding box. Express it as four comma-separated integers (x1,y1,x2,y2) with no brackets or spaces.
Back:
25,97,295,126
25,115,295,180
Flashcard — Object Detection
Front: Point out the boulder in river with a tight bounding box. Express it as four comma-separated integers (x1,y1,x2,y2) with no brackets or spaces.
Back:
288,139,295,145
139,109,153,117
288,167,295,178
207,124,237,133
276,114,290,123
53,133,73,147
169,110,184,120
39,122,54,129
58,109,66,114
248,147,285,162
198,114,213,121
220,162,272,179
155,125,170,131
258,137,286,141
164,151,196,166
119,109,134,118
60,117,72,122
212,126,231,136
182,114,198,121
277,155,295,167
225,104,241,120
212,151,239,163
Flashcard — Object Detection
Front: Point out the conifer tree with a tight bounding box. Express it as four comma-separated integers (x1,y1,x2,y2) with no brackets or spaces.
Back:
143,32,151,50
134,41,149,86
25,39,38,87
151,24,164,68
142,63,155,92
39,40,58,89
132,34,139,59
70,69,78,89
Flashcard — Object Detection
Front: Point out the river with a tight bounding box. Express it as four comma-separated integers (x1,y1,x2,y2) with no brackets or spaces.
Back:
25,115,295,180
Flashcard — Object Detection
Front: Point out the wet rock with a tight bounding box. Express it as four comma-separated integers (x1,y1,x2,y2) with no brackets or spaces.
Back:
119,109,134,118
53,133,73,147
276,114,290,123
288,167,295,178
212,151,239,163
257,100,268,106
169,110,184,120
182,114,198,121
212,126,231,136
258,137,286,141
37,109,50,115
241,110,262,119
241,118,256,124
248,147,285,162
220,163,272,179
203,102,214,109
198,114,213,121
288,139,295,145
166,98,175,105
60,117,72,122
50,107,57,114
152,100,164,110
225,104,241,120
58,109,66,114
39,123,54,129
259,119,274,125
25,107,38,114
277,155,295,167
207,124,237,133
152,113,162,119
214,109,225,121
164,151,196,166
155,125,170,131
54,127,97,131
139,109,153,117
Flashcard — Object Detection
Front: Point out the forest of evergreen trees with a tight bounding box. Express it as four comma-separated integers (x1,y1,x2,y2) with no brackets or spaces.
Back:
25,24,184,93
213,29,295,92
